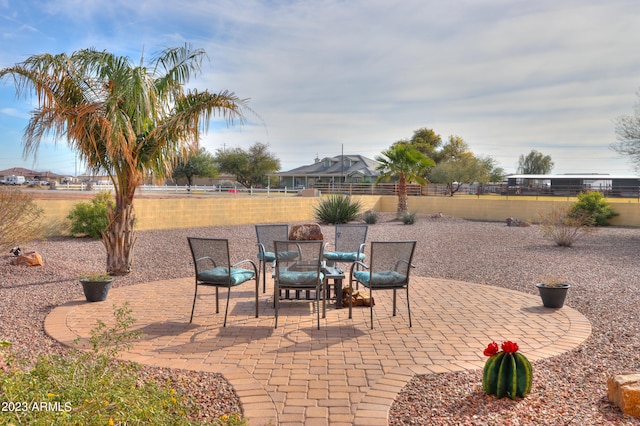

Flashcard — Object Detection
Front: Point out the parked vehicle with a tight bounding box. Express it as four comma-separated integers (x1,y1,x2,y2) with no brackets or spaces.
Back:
5,175,26,185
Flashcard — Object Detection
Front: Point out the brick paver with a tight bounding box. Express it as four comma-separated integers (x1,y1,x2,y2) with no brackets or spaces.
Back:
45,276,591,425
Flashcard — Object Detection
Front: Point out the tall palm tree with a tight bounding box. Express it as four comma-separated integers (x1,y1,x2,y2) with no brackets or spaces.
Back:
375,144,434,215
1,45,251,275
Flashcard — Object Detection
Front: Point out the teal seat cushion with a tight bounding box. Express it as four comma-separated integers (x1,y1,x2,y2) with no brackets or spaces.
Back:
198,267,255,285
258,251,298,262
278,271,324,286
353,270,407,287
323,251,365,262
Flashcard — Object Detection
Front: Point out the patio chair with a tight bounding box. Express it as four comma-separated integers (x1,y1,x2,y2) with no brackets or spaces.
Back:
255,224,289,293
348,241,416,329
187,237,259,326
323,224,367,293
273,240,324,329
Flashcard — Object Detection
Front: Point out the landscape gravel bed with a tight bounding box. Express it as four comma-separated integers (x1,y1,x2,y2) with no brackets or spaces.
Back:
1,214,640,424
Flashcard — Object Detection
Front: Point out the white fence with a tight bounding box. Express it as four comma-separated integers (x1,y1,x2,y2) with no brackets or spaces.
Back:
52,183,300,196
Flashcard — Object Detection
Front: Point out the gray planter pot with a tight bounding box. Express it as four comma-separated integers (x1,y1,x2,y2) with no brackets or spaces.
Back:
80,279,114,302
536,283,570,308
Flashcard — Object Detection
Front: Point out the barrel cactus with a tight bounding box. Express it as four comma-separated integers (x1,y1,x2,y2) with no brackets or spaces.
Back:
482,341,532,399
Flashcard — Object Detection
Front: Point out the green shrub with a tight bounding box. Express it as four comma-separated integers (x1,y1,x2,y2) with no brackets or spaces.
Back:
0,188,44,250
67,191,114,238
570,191,618,226
0,303,243,425
363,210,378,224
400,211,417,225
313,194,362,224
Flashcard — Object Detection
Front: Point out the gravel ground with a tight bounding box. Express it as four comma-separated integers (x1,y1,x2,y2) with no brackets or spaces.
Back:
2,213,640,425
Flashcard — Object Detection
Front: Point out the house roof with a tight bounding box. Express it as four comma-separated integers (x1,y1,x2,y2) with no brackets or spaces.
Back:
277,155,380,177
0,167,64,179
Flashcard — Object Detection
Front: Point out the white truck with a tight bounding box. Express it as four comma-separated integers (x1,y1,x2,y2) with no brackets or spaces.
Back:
5,175,26,185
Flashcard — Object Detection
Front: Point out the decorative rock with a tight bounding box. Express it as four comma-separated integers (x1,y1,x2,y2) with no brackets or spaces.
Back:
506,217,530,227
608,373,640,417
13,251,44,267
289,223,324,241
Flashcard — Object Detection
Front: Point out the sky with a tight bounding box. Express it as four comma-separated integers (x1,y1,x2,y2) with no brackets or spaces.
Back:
1,0,640,177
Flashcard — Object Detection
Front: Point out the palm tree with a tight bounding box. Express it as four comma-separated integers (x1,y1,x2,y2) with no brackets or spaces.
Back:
0,45,251,275
375,144,434,215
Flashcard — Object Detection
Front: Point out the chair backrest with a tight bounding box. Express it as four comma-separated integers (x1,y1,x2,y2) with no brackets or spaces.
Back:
273,240,323,285
255,224,289,254
188,237,231,275
334,224,368,253
369,241,417,285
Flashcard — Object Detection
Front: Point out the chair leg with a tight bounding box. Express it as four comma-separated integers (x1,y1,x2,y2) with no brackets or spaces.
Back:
215,287,220,314
189,284,199,323
223,287,231,327
316,285,320,330
261,261,267,293
393,289,397,317
255,276,259,318
369,287,374,329
407,286,412,327
274,282,279,328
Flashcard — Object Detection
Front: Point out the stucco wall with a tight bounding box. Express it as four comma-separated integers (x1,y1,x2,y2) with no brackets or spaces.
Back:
35,194,640,236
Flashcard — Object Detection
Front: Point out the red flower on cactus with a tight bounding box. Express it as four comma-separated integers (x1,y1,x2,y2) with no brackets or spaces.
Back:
501,341,519,353
483,341,499,357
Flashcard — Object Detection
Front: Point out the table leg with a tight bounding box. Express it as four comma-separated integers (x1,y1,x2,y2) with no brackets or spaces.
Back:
334,278,343,309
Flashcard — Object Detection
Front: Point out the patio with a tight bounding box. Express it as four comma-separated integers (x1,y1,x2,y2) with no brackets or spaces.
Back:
45,274,591,426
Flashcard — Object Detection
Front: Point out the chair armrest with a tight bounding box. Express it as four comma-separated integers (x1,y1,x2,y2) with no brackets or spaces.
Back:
232,259,259,276
195,256,217,267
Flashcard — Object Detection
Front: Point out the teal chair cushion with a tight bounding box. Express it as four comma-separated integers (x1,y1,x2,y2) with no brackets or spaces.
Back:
353,270,407,287
278,271,324,286
198,267,255,285
323,251,366,262
258,251,299,262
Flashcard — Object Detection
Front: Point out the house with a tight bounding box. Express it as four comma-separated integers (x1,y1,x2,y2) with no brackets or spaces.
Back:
275,155,381,189
0,167,64,183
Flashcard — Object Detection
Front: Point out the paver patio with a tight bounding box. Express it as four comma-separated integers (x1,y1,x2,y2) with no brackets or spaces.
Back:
45,275,591,426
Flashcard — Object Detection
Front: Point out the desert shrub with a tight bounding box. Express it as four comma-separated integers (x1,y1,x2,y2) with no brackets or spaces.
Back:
67,191,114,239
363,210,378,224
0,188,44,251
539,204,593,247
0,303,243,425
313,194,362,224
570,191,618,226
400,211,417,225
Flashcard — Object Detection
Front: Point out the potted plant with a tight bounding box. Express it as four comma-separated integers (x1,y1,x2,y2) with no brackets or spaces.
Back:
535,277,571,308
79,272,114,302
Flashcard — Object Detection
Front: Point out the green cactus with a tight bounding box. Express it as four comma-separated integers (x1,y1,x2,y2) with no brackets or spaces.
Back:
482,342,532,399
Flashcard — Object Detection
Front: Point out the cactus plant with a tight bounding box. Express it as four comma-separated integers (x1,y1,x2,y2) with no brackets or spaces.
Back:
482,341,532,399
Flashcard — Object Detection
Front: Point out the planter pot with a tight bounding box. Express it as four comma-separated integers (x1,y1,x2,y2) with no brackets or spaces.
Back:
80,279,114,302
536,283,570,308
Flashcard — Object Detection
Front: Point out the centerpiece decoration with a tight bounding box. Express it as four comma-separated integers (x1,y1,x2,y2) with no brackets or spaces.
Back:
482,340,532,399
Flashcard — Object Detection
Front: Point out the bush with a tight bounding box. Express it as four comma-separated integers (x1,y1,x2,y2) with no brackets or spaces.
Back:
67,191,114,239
539,204,593,247
0,303,243,425
0,188,44,251
570,191,618,226
313,194,362,224
400,211,417,225
363,210,378,224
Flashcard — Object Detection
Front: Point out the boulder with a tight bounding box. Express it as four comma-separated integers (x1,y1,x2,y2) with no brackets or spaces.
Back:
608,373,640,417
506,217,530,227
289,223,324,241
13,251,44,267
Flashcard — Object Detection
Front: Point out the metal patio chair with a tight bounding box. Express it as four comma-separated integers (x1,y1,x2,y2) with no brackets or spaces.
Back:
273,240,324,329
348,240,416,329
255,224,289,293
187,237,259,326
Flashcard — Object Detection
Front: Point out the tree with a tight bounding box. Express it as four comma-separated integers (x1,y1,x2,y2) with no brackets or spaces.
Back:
612,92,640,171
375,144,434,215
1,45,250,275
215,142,280,187
517,150,554,174
172,147,218,187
